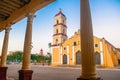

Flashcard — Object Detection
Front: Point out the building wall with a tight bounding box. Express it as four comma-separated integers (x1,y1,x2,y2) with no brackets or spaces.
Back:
52,30,120,67
52,47,61,66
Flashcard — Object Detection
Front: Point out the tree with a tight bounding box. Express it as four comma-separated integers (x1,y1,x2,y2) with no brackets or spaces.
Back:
48,42,51,53
45,52,51,64
7,51,23,62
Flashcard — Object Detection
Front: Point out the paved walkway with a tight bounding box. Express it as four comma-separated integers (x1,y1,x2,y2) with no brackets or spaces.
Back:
7,64,120,80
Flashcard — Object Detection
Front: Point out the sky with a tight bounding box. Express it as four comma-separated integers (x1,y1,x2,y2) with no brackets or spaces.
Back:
0,0,120,55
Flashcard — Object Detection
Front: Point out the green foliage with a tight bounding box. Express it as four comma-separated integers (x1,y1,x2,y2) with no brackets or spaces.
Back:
31,54,44,62
48,43,51,48
45,52,51,63
7,51,23,62
7,51,52,64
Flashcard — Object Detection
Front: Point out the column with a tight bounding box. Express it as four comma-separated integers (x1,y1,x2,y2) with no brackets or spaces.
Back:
0,26,11,80
19,13,34,80
100,39,104,65
77,0,101,80
60,46,63,64
67,45,69,64
72,46,75,64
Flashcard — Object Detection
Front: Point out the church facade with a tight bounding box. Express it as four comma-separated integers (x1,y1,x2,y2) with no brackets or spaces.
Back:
51,10,120,68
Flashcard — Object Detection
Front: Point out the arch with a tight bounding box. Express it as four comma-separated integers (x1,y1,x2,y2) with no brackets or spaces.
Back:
63,29,65,34
57,20,59,24
56,29,58,34
55,39,58,44
95,52,101,64
63,54,67,64
118,59,120,64
76,51,81,64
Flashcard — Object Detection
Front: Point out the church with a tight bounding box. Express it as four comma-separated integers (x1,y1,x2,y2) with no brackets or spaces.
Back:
51,9,120,68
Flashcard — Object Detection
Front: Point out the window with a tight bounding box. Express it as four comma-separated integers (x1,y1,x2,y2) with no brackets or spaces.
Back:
95,44,98,48
64,47,66,50
63,29,65,34
63,39,66,42
56,39,58,44
63,20,64,23
73,42,77,46
56,29,58,34
57,20,59,24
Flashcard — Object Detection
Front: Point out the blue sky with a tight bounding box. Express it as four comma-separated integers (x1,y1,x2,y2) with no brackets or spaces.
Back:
0,0,120,55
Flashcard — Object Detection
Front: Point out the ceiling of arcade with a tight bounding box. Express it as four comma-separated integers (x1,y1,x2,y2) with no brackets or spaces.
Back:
0,0,55,31
0,0,31,21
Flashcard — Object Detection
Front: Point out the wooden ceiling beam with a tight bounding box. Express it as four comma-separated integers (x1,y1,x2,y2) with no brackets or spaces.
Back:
0,9,12,14
0,14,7,20
20,0,30,4
0,6,14,13
0,3,15,11
3,0,21,8
0,2,18,10
0,12,9,17
12,0,24,6
0,0,56,31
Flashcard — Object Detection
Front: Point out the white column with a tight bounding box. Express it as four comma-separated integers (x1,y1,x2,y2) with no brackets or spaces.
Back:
100,40,104,65
51,47,53,64
22,13,34,70
67,45,69,64
0,27,11,67
72,46,75,63
60,46,63,64
80,0,97,79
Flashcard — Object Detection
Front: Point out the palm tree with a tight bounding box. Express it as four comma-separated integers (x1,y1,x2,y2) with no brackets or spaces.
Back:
48,42,51,53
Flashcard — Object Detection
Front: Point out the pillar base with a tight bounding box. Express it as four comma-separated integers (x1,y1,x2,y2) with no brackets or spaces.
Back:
77,77,103,80
19,70,33,80
0,67,8,80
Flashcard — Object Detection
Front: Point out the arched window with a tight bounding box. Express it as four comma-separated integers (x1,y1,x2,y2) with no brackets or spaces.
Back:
56,29,58,34
56,39,58,44
95,52,101,64
76,51,81,64
63,20,64,23
57,20,59,24
63,54,67,64
73,42,77,46
63,29,65,34
63,39,66,42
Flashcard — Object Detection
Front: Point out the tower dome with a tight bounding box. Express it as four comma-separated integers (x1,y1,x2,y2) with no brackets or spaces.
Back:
55,8,66,18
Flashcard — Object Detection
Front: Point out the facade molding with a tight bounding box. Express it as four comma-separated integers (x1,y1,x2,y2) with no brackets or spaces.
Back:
72,46,75,63
67,45,69,64
53,33,67,37
100,40,104,65
54,23,67,28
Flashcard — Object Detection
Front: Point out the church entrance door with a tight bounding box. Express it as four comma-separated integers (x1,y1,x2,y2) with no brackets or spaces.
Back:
76,51,81,64
95,52,101,64
63,54,67,64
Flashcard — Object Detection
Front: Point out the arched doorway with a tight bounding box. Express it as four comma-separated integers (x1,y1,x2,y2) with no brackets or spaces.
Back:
118,59,120,64
95,52,101,64
63,54,67,64
76,51,81,64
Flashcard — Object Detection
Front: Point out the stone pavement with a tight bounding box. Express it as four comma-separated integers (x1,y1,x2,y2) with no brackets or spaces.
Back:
7,64,120,80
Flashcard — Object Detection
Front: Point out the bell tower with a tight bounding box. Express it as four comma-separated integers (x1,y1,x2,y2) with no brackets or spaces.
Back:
52,9,67,46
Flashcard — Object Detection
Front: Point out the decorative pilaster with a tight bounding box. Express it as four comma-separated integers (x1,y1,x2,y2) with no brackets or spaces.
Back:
72,46,75,64
0,26,11,80
100,39,104,65
77,0,101,80
67,45,69,64
19,13,34,80
60,46,63,64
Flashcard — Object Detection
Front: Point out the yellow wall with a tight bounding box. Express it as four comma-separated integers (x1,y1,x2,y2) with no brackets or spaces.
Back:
52,47,60,66
52,29,120,67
